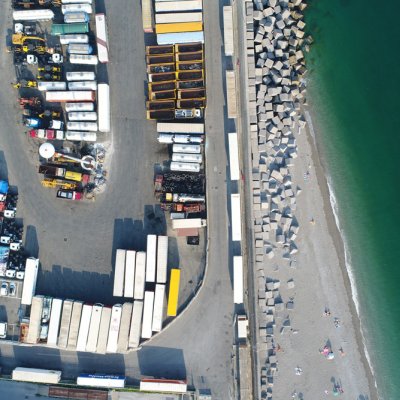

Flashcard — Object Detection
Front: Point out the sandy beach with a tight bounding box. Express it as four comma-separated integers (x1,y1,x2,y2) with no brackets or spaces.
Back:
266,110,378,399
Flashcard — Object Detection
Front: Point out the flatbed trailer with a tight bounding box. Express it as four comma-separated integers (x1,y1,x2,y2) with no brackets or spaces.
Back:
86,304,103,352
96,306,111,354
67,300,83,349
129,300,143,349
117,302,133,352
26,296,43,344
58,300,73,348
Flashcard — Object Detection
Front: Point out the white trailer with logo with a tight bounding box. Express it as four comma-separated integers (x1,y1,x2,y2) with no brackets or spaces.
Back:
156,236,168,283
26,295,43,344
113,249,126,297
58,300,73,348
67,300,83,349
106,304,122,353
140,378,187,393
77,374,125,388
117,302,133,352
124,251,136,298
21,257,39,305
95,14,109,63
96,306,111,354
134,252,146,300
86,303,102,352
12,368,61,384
146,235,157,283
152,284,165,332
129,300,143,349
47,298,63,346
141,291,154,339
76,304,92,352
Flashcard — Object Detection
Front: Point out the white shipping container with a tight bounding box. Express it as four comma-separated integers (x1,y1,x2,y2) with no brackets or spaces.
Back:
155,0,202,12
157,122,204,134
129,300,143,349
86,304,103,352
158,133,203,144
69,54,98,65
66,71,95,81
46,90,95,102
96,306,111,354
117,302,133,352
157,31,204,45
21,257,39,305
65,131,97,142
106,304,122,353
233,256,244,304
228,132,240,180
64,11,89,23
68,43,93,54
65,102,94,112
38,81,67,91
66,121,97,131
134,252,146,300
172,153,202,163
155,12,202,24
170,162,200,173
141,291,154,339
12,368,61,384
68,81,97,91
62,4,92,14
156,236,168,284
124,251,136,298
77,374,125,388
47,298,63,346
172,144,201,154
13,9,54,21
76,304,92,352
68,112,97,121
145,235,157,283
113,249,126,297
67,300,83,349
57,300,73,348
231,194,242,241
97,83,111,133
60,34,89,44
152,284,165,332
171,218,206,230
95,14,109,63
62,0,92,4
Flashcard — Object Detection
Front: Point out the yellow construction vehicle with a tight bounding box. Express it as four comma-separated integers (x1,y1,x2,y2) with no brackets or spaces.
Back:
14,45,47,54
12,33,45,46
38,65,61,73
12,80,37,89
41,179,77,190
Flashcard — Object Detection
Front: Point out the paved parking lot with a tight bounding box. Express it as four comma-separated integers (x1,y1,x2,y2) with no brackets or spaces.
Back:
0,278,22,340
0,0,235,398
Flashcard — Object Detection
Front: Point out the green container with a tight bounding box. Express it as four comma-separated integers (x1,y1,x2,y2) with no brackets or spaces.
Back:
51,23,89,35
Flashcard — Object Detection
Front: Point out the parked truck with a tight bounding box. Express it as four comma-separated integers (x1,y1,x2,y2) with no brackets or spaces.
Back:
140,378,187,394
46,90,95,102
145,235,157,283
96,306,111,354
106,304,122,353
124,250,136,298
113,249,126,297
86,303,103,352
117,302,132,352
141,291,154,340
51,23,89,35
141,0,154,33
46,298,63,346
157,122,204,134
77,374,126,388
38,165,87,183
26,295,44,344
134,252,146,300
156,236,168,284
58,299,73,348
98,83,110,132
67,300,83,349
152,284,165,332
129,300,143,349
21,257,39,305
76,304,92,352
12,368,61,384
95,14,109,63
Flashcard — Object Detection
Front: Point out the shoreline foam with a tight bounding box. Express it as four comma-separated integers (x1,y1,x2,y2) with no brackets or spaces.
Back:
305,106,380,399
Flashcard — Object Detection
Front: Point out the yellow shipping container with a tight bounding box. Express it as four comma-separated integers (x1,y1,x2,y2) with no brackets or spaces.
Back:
155,22,203,34
65,171,82,182
167,269,181,317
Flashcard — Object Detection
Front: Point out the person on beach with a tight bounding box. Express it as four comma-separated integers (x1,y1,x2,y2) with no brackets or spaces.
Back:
323,308,331,316
339,347,345,356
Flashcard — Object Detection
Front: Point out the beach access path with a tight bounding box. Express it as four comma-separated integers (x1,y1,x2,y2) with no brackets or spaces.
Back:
267,119,376,399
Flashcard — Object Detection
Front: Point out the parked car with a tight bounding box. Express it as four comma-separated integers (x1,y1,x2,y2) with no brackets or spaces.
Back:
0,322,7,339
0,282,8,296
9,282,16,296
56,190,82,200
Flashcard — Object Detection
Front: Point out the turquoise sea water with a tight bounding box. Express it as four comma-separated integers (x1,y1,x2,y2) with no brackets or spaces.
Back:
306,1,400,398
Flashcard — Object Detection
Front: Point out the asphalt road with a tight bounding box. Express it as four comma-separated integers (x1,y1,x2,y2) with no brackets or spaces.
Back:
0,0,236,398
